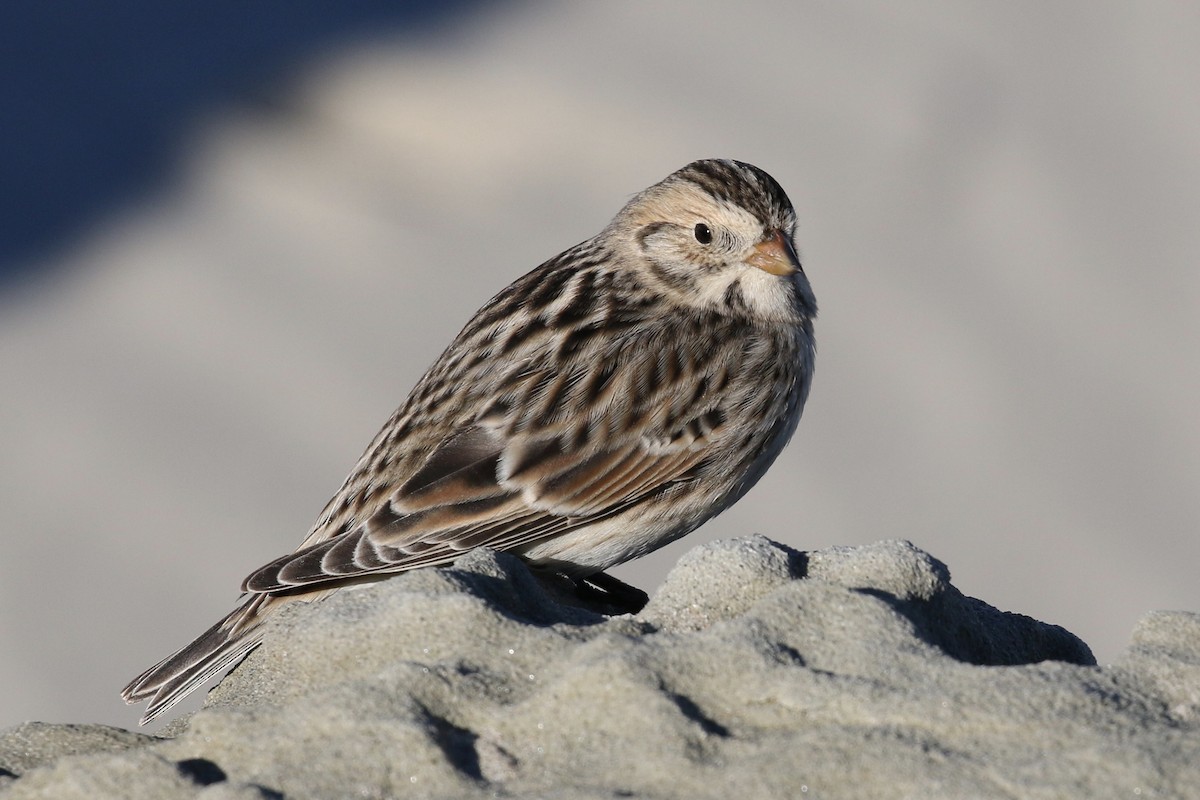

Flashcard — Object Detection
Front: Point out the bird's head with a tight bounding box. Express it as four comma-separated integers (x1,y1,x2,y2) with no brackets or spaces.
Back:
611,159,815,324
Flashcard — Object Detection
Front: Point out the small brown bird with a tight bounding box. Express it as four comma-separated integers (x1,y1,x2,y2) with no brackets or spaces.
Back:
123,159,816,724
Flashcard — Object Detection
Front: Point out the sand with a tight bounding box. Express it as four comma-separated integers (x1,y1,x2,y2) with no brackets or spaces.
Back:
2,537,1197,799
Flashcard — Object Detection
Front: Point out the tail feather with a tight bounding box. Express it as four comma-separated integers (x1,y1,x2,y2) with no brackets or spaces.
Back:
122,597,270,725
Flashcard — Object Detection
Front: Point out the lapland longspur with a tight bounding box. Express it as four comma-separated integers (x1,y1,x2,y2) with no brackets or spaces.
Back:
123,159,816,723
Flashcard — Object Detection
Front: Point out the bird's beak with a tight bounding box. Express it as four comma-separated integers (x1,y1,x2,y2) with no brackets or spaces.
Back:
746,231,802,277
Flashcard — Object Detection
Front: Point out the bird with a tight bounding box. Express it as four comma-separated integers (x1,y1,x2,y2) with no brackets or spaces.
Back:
122,159,817,724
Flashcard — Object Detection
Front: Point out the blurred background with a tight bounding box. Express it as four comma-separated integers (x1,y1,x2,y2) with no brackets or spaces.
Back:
1,1,1197,731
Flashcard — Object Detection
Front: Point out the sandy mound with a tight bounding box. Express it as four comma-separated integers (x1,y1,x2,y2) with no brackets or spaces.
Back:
3,537,1197,799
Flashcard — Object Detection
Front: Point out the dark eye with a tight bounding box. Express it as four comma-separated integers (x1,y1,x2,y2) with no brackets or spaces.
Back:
693,223,713,244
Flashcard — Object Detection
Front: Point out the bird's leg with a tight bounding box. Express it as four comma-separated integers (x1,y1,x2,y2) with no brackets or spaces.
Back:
574,571,650,614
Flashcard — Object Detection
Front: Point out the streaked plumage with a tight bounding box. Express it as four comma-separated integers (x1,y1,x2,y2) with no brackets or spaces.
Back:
123,159,816,724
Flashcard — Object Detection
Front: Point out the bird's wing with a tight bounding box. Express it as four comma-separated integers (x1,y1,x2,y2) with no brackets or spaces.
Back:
242,332,734,593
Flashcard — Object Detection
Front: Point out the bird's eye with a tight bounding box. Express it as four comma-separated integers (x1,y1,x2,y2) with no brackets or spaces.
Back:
693,223,713,244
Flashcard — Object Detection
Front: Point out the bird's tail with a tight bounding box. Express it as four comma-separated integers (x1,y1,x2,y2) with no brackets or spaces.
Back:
121,595,271,725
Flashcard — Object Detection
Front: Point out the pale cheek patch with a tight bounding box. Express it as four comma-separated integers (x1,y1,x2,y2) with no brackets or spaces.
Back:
693,267,797,321
693,271,745,308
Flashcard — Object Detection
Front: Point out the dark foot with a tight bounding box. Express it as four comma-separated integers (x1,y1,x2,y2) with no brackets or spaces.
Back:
574,571,650,614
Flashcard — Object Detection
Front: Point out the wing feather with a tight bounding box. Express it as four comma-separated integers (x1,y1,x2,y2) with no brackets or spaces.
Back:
243,327,737,594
